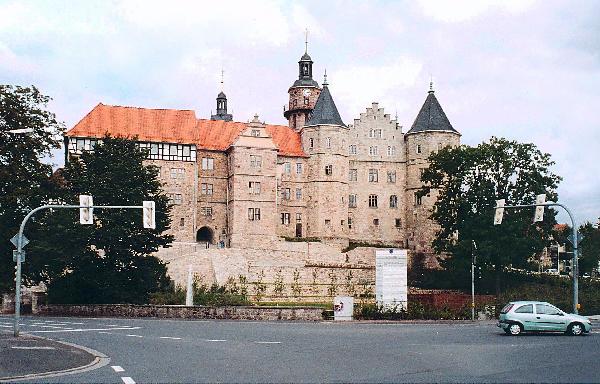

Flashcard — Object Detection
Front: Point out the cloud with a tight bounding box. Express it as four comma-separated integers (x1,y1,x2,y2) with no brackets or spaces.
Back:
332,57,423,122
417,0,537,23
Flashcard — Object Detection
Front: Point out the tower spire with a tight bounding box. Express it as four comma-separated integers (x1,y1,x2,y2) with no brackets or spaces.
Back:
323,69,328,86
305,28,308,53
220,69,224,92
429,75,434,93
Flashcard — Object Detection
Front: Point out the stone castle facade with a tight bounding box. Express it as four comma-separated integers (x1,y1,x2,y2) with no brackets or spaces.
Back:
64,49,461,294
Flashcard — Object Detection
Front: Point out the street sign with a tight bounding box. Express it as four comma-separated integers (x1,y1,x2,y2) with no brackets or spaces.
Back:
143,201,156,229
10,234,29,248
12,250,25,262
79,195,94,224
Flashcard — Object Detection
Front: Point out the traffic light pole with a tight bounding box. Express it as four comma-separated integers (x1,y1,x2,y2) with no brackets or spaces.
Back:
496,202,579,314
12,203,146,337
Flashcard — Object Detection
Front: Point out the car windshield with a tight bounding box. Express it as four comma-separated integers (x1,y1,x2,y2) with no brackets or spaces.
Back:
500,303,514,314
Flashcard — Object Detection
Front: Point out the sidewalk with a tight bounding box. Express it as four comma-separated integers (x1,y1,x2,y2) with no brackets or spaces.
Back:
0,331,106,382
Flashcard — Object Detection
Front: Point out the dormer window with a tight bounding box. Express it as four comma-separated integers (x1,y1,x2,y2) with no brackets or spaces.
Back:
326,137,331,148
251,129,260,137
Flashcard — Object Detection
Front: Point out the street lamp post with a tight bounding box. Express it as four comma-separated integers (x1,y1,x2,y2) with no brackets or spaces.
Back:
471,240,477,321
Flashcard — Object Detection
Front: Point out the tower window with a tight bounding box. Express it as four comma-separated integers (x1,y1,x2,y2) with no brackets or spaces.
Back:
417,144,422,154
309,138,314,149
248,208,261,221
180,218,185,227
349,169,357,181
390,195,398,208
395,218,402,228
387,171,396,183
326,137,331,148
296,188,302,200
349,194,357,208
325,165,333,175
414,193,423,206
373,218,379,226
251,129,260,137
348,217,353,229
304,97,309,105
349,145,357,154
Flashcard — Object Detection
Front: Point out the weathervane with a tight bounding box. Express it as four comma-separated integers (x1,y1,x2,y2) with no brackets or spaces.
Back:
305,28,308,53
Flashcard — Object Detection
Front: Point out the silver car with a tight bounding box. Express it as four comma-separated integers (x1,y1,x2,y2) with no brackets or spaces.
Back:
498,301,592,336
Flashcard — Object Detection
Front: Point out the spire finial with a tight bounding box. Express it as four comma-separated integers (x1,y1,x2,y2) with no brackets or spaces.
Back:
305,28,308,53
429,75,434,93
220,69,224,92
323,68,328,86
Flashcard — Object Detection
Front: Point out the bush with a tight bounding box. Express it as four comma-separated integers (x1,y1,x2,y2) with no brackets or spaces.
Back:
149,280,250,307
354,302,472,320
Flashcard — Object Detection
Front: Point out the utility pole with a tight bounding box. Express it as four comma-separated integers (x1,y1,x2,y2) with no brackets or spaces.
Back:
471,240,477,321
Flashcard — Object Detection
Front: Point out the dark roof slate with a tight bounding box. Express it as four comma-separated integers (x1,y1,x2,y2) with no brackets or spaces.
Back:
407,91,459,135
305,85,346,127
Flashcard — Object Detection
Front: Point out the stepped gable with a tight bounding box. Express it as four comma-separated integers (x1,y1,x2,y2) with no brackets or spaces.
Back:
67,103,305,156
304,84,345,127
406,91,459,135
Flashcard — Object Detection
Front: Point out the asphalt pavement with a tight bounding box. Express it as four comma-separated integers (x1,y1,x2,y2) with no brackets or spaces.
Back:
1,315,599,383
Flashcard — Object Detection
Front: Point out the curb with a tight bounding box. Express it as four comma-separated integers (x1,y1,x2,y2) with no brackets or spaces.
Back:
0,334,110,382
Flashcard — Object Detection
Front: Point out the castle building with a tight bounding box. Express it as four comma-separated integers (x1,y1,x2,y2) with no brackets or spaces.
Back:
65,49,460,257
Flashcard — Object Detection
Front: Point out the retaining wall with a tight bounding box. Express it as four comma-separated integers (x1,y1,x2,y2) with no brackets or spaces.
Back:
37,304,323,321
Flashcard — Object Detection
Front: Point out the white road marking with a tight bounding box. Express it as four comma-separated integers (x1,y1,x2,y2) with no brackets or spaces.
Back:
11,346,56,350
0,325,11,328
111,366,125,372
159,336,182,340
27,326,141,334
255,341,281,344
207,339,227,342
125,334,143,338
121,377,136,384
98,331,113,334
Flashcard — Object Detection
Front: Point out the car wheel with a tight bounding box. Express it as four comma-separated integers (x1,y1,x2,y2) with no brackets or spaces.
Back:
567,322,584,336
508,323,523,336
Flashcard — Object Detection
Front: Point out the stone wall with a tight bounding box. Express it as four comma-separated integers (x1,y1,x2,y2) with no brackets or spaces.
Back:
37,304,323,321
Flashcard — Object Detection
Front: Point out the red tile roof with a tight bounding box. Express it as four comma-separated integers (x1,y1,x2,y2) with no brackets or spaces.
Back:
66,103,306,157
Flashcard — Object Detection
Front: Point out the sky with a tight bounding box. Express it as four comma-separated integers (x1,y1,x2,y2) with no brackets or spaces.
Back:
1,0,599,225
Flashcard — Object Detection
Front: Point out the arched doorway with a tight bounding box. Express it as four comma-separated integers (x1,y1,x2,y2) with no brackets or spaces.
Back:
196,226,214,244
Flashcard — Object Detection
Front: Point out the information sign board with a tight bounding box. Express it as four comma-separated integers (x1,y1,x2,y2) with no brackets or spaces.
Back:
375,249,408,310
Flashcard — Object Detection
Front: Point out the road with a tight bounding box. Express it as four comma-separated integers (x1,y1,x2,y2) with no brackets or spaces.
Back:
1,315,599,383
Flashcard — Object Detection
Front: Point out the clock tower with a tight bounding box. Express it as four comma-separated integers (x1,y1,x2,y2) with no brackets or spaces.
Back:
284,48,321,131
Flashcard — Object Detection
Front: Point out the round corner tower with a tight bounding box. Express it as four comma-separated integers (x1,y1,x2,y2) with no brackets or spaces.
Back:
284,50,322,131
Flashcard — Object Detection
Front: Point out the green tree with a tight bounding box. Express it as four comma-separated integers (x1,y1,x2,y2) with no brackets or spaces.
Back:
421,137,561,295
579,221,600,274
26,136,174,304
0,85,64,294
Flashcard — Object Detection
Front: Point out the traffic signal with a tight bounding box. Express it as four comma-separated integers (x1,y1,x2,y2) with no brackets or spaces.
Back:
494,199,505,225
79,195,94,224
143,201,155,229
534,194,546,222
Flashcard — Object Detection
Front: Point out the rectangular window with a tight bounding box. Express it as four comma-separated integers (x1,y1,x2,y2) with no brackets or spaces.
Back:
325,219,331,226
349,169,357,181
395,218,402,228
348,194,357,208
325,165,333,176
420,168,426,178
201,183,213,195
202,157,214,170
296,188,302,200
349,145,357,155
309,138,314,149
325,137,331,148
387,170,396,183
201,207,213,216
296,213,302,222
168,193,183,205
248,208,261,221
283,188,291,200
368,169,378,182
180,218,185,227
373,218,380,226
248,181,261,195
250,155,262,168
375,129,382,138
284,162,291,174
251,129,260,137
281,212,290,225
368,194,378,208
387,146,396,156
390,195,398,208
348,217,353,229
296,163,302,174
170,168,185,179
369,146,378,156
414,192,423,206
416,144,422,154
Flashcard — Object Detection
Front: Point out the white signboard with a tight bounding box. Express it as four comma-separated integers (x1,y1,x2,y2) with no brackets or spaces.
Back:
333,296,353,321
375,249,408,310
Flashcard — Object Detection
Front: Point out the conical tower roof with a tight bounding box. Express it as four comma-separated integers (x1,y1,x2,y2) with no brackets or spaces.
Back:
407,90,458,135
305,84,345,127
